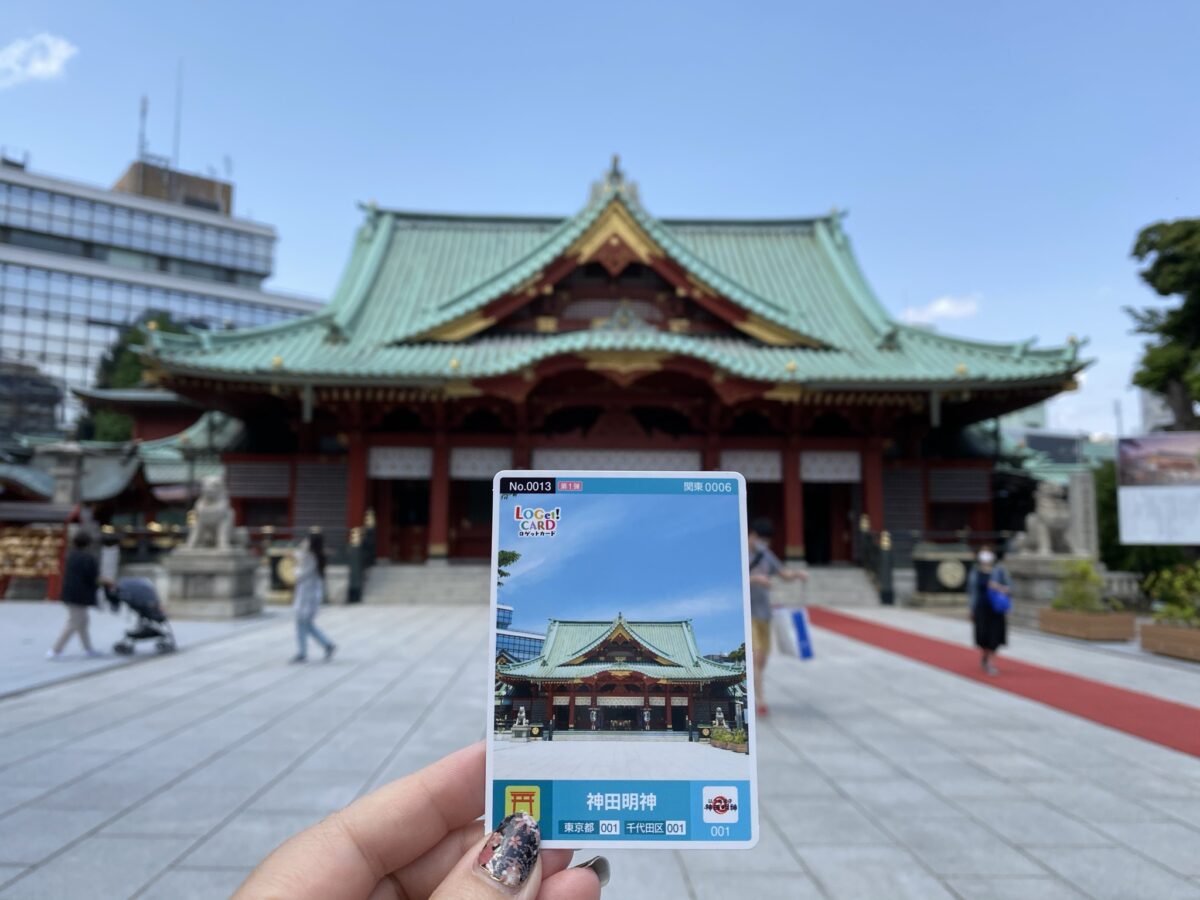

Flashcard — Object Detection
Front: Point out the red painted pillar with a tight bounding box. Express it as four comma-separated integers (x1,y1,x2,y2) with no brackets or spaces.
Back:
568,691,576,730
346,431,367,529
863,439,884,533
428,430,450,559
783,443,805,561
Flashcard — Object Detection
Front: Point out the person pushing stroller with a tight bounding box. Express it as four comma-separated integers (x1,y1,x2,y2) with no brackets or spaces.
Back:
103,577,177,655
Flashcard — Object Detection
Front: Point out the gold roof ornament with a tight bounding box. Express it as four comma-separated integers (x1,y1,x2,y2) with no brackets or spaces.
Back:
448,357,460,370
271,355,284,370
145,319,158,331
954,362,968,376
785,360,797,373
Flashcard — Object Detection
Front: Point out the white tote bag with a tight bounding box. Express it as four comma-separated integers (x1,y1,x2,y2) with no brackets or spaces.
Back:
772,606,814,660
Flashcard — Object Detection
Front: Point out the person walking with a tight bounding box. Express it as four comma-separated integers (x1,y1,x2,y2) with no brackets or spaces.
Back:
290,532,336,663
969,546,1010,675
748,517,806,717
48,531,102,659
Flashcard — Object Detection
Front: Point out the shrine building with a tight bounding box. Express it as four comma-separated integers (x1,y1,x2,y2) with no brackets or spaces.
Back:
496,615,745,731
144,161,1085,565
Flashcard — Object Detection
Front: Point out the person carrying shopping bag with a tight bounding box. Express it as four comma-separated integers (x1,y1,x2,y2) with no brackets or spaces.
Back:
290,531,337,663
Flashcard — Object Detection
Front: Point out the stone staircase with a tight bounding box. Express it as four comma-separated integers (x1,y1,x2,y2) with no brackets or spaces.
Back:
363,562,492,604
362,561,881,607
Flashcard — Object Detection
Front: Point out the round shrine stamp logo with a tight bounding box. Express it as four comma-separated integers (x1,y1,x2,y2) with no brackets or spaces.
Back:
702,785,739,823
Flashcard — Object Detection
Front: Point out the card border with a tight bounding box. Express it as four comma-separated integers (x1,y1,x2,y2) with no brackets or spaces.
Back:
484,469,760,850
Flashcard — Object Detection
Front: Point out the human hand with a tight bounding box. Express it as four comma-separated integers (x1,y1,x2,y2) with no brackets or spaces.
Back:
233,743,605,900
750,574,772,587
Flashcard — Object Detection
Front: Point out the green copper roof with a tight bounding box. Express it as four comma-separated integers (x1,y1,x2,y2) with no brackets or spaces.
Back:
148,176,1086,390
19,412,241,498
498,616,744,683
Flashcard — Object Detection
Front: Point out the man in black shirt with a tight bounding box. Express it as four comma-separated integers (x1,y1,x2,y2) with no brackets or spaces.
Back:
48,531,102,659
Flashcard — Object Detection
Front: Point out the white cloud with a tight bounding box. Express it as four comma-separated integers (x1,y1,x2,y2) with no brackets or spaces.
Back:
0,33,78,91
900,292,981,326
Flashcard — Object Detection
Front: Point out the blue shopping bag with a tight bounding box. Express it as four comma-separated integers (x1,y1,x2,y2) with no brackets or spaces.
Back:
772,607,814,660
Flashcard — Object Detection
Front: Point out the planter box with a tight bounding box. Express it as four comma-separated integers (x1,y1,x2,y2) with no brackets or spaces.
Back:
1038,609,1136,641
710,740,749,754
1140,623,1200,663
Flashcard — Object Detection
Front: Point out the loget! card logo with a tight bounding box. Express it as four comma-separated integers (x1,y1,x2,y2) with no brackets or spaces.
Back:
513,505,561,538
702,786,739,823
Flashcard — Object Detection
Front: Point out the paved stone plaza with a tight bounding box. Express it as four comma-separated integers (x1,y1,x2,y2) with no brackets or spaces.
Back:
0,603,1198,899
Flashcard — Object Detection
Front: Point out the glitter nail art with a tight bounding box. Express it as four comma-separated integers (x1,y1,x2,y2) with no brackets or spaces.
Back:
478,813,540,888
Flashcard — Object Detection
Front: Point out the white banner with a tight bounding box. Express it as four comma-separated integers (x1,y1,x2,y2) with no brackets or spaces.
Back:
531,448,702,471
801,450,861,483
596,696,647,707
671,697,689,706
368,446,431,479
450,447,512,480
720,449,781,482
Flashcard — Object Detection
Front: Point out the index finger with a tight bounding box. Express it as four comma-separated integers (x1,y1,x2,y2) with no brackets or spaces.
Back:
235,742,485,900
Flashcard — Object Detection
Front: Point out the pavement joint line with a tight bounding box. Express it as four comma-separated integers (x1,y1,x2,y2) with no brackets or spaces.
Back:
0,610,299,741
127,608,473,899
0,607,441,894
763,715,972,899
761,804,834,899
359,628,488,794
0,606,440,893
671,847,700,900
770,651,1193,898
0,632,324,775
0,609,281,703
811,626,1199,785
766,692,1089,900
0,606,399,776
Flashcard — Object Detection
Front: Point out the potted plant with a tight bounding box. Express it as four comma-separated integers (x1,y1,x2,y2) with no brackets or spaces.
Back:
1141,562,1200,662
1038,559,1136,641
708,727,749,754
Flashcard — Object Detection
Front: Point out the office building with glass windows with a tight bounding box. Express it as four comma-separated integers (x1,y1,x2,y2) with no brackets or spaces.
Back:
0,156,322,429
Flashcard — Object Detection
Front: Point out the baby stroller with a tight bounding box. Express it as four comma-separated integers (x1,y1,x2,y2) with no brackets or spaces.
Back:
106,577,177,655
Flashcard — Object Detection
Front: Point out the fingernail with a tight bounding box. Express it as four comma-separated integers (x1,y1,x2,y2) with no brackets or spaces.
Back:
478,812,540,888
572,855,611,887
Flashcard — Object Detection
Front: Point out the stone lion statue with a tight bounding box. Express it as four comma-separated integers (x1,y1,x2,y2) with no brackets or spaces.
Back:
1015,481,1073,555
184,475,237,550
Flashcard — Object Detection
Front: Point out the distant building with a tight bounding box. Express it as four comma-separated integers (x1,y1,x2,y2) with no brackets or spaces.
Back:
495,603,546,662
0,359,61,440
0,154,322,428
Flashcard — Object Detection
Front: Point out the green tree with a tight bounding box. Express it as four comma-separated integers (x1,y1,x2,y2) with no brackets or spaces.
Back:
497,549,521,588
79,310,187,442
727,642,746,662
1128,219,1200,429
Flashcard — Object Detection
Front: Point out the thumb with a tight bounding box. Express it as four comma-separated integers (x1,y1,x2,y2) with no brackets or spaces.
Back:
429,813,543,900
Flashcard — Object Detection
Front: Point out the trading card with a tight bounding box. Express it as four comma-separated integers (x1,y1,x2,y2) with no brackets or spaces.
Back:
485,471,758,850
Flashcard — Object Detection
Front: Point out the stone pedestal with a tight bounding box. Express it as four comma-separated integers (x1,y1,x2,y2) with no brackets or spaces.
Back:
1007,554,1102,628
163,550,262,619
510,725,531,742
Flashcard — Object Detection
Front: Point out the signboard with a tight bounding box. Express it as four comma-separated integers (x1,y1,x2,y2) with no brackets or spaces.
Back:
1117,433,1200,545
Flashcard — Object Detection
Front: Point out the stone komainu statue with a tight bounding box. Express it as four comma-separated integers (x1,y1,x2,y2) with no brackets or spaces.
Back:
184,474,240,550
1017,481,1073,555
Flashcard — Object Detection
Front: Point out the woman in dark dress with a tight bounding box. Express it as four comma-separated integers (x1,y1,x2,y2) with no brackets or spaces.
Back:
969,546,1010,675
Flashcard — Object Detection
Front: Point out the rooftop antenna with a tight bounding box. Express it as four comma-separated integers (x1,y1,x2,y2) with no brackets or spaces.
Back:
172,60,184,170
138,95,148,161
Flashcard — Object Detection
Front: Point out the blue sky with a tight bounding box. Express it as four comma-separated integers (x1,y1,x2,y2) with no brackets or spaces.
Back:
4,2,1199,435
498,491,746,656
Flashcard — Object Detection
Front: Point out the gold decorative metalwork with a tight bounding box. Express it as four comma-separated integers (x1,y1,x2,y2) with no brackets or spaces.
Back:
580,350,667,376
419,311,497,342
535,316,558,333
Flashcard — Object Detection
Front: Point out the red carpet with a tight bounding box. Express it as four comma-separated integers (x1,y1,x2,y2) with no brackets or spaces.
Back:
807,607,1200,758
